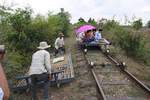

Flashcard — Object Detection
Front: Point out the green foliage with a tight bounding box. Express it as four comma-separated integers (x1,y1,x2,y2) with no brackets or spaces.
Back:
6,8,32,53
103,20,121,44
57,8,71,36
88,18,97,26
103,19,150,65
147,20,150,28
132,19,143,30
3,51,30,78
74,17,87,28
74,17,97,30
0,6,12,43
118,32,145,56
103,20,119,30
0,6,12,23
0,7,71,78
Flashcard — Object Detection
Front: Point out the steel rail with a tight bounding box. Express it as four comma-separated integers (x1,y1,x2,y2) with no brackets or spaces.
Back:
124,70,150,93
106,53,150,94
83,53,107,100
78,44,150,100
91,69,107,100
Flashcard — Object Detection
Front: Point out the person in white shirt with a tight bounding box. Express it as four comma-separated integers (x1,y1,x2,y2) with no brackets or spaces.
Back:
76,32,85,42
54,33,65,56
29,41,51,100
0,87,4,100
93,29,111,45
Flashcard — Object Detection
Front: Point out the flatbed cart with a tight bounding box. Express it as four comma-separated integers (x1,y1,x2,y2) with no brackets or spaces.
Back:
50,50,74,87
10,50,74,93
77,39,111,53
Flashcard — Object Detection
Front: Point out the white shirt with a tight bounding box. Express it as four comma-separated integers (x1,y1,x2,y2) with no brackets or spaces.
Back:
0,87,4,100
29,50,51,75
78,32,84,39
54,37,64,49
95,31,102,41
76,32,85,42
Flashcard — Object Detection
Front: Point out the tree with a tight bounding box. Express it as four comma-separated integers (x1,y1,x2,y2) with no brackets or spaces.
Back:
147,20,150,28
74,17,87,27
0,7,72,78
103,20,119,30
132,19,143,30
0,6,14,45
78,17,86,23
7,8,32,52
88,18,92,23
57,8,71,36
88,18,97,26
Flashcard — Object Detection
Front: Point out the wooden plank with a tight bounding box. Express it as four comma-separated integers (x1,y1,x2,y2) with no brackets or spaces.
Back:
51,51,74,81
67,51,74,78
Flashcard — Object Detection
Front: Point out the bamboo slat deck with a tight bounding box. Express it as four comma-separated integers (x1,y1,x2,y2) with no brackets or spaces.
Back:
51,51,74,83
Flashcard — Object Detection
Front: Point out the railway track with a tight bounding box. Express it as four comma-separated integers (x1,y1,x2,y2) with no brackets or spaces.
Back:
74,44,99,100
76,44,150,100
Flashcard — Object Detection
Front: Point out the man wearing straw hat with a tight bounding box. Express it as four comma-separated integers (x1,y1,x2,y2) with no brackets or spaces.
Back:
29,41,51,100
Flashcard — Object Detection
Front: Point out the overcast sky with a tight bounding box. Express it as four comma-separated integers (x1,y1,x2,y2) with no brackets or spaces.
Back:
1,0,150,24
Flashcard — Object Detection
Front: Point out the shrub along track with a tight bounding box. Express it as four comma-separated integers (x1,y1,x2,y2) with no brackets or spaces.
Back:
78,46,150,100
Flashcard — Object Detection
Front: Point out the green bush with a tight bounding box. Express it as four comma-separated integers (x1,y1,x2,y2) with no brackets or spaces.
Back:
118,32,144,56
74,17,87,28
147,20,150,28
103,20,122,45
88,18,97,26
3,51,30,78
0,7,71,78
132,19,143,30
103,20,150,65
103,20,119,31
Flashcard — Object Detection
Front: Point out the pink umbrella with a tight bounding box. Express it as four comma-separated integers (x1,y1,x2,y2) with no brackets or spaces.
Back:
75,24,96,35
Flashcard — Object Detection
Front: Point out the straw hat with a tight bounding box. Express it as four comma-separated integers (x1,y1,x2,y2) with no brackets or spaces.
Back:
37,41,51,49
0,45,5,54
0,45,5,50
59,33,64,36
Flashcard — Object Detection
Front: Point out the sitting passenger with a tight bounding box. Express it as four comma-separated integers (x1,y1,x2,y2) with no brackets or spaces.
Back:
76,32,85,42
93,29,102,42
83,30,95,43
94,29,111,45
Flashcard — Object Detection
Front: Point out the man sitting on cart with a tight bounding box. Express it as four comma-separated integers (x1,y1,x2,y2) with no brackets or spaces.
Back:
83,30,95,43
93,29,111,45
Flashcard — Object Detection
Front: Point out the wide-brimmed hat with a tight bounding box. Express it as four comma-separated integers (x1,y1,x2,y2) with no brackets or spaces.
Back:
37,41,51,49
59,33,64,36
0,45,5,53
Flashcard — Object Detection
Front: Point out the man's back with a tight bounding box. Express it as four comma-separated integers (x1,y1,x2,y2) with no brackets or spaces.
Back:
29,50,51,75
